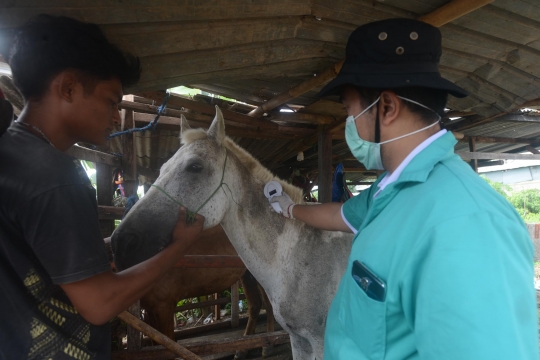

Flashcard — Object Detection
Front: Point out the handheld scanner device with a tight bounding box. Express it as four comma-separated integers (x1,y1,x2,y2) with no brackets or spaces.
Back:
264,181,283,213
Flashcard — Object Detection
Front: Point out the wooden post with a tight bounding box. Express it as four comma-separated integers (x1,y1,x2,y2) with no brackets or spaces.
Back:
121,95,138,197
150,132,160,174
117,311,203,360
214,293,220,321
127,301,142,351
468,137,478,173
96,155,115,237
230,281,239,328
318,128,333,203
93,132,115,237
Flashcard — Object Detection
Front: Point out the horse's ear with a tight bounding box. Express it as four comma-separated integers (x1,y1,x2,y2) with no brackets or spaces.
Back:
180,114,191,135
207,105,226,144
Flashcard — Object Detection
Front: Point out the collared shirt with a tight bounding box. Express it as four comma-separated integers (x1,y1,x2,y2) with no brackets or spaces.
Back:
374,129,447,197
326,131,537,360
342,129,447,233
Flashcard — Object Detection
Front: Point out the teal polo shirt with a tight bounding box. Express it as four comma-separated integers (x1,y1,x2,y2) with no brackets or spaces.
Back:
324,132,537,359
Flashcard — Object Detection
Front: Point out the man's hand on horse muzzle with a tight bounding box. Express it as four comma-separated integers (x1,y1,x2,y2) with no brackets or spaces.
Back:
172,207,205,247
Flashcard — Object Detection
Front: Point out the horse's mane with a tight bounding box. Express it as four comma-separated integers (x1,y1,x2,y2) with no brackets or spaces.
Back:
181,129,304,204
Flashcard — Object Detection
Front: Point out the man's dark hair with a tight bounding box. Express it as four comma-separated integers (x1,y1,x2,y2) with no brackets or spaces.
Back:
355,87,448,125
8,14,141,100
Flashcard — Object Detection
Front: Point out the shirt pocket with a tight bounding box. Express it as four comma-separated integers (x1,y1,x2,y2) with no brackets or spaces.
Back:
341,270,387,359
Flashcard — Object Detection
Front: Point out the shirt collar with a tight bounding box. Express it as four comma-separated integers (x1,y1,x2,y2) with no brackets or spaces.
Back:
374,130,457,197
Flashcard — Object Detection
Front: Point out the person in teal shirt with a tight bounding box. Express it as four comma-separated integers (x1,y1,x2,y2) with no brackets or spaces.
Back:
270,18,537,359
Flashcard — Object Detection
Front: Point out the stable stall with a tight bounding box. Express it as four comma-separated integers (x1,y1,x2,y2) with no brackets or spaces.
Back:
2,0,540,358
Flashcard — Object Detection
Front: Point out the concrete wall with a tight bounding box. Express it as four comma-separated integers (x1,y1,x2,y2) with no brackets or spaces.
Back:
526,223,540,261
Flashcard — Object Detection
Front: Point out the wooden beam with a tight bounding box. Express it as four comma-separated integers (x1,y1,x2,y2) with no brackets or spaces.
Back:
244,0,493,119
495,114,540,123
269,112,335,125
450,113,540,132
66,145,120,166
453,133,537,144
136,91,277,131
418,0,495,27
117,311,203,360
127,302,142,351
112,330,290,360
189,84,266,105
527,146,540,154
119,100,213,123
444,110,476,119
248,61,344,117
318,129,333,203
133,112,297,140
98,206,124,220
173,255,245,269
478,160,504,167
274,118,347,167
277,125,317,137
457,152,540,161
174,294,246,313
124,100,318,135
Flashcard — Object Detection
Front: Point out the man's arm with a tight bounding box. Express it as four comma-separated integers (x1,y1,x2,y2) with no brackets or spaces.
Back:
59,207,204,326
292,203,352,233
270,192,361,233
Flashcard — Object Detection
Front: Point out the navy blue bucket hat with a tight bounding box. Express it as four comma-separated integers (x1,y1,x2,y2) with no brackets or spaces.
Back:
318,18,467,98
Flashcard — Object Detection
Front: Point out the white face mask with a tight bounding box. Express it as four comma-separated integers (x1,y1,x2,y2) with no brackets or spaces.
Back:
345,96,441,170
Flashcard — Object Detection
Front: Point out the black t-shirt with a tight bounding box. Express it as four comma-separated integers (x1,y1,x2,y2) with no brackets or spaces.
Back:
0,123,112,359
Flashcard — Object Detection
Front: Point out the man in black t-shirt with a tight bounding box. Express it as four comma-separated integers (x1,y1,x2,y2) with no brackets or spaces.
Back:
0,15,204,359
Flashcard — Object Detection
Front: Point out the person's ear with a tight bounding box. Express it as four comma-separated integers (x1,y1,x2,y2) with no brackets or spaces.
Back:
378,91,401,126
57,72,79,103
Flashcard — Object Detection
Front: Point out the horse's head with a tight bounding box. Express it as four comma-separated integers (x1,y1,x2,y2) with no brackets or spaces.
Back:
111,107,234,270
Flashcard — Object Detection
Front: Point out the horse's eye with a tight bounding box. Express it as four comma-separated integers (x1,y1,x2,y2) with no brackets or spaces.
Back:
187,163,203,173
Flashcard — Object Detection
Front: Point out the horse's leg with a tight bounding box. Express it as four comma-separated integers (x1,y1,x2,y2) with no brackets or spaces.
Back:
234,270,262,360
289,333,315,360
259,283,274,358
145,303,176,341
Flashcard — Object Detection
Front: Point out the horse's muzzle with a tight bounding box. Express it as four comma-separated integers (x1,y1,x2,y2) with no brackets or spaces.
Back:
111,230,168,271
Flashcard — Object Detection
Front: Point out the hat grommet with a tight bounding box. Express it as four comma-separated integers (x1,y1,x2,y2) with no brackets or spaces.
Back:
378,32,387,41
410,32,418,40
396,46,404,55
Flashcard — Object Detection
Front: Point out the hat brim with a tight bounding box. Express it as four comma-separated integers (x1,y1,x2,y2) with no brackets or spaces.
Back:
317,72,468,98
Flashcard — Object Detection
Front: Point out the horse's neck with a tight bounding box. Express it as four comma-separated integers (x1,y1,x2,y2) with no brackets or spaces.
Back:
220,178,304,278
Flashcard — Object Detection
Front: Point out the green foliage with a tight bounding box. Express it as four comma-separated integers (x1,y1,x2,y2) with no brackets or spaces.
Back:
481,176,511,200
169,85,238,103
508,189,540,222
170,86,201,97
482,176,540,223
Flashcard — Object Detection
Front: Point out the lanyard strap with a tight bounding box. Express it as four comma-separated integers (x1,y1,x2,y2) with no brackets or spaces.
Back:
151,150,228,224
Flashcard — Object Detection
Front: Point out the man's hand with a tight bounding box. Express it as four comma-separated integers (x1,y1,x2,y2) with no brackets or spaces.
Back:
172,207,205,245
61,207,206,326
269,192,296,219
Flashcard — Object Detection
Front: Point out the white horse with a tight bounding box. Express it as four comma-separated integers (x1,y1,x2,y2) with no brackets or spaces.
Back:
112,107,353,359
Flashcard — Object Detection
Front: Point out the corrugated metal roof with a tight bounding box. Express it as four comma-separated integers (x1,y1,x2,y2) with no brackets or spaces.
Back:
2,0,540,181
